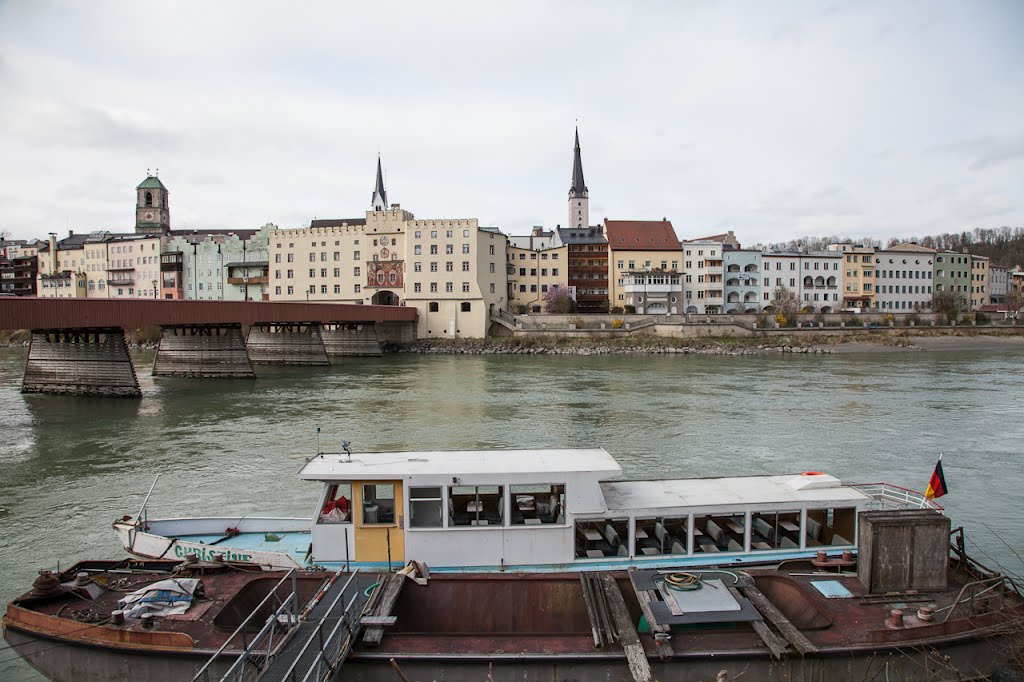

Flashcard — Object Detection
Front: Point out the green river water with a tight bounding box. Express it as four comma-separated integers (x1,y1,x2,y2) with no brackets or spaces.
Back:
0,346,1022,680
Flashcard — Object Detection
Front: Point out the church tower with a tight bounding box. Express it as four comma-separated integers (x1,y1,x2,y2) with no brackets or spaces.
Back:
371,156,388,211
568,127,589,229
135,171,170,235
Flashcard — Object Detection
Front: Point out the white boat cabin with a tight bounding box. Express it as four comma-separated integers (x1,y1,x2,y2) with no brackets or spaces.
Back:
300,448,892,569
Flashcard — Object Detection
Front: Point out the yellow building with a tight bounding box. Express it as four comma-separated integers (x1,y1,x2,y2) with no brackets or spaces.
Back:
604,220,681,310
38,231,165,299
506,244,568,312
828,243,876,309
970,255,989,310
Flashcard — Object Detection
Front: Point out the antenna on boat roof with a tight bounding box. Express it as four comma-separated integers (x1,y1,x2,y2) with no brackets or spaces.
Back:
316,427,321,456
342,440,352,462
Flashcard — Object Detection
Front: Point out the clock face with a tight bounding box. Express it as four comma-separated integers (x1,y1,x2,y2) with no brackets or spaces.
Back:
379,236,390,246
144,212,153,221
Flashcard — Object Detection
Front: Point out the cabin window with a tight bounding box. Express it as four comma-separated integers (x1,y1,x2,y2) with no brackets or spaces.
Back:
361,484,396,525
805,507,856,547
449,485,504,526
750,511,800,551
575,519,629,558
508,484,564,525
635,516,688,556
318,483,352,524
695,513,746,553
409,486,443,528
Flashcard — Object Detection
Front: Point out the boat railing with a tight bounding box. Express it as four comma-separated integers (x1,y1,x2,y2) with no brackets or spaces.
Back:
191,568,299,682
938,573,1023,623
851,482,944,512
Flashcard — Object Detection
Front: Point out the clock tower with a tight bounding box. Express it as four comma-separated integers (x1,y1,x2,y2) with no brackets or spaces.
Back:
135,171,171,235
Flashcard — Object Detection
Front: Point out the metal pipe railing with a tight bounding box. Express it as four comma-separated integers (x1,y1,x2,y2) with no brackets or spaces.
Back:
191,568,297,682
278,570,361,682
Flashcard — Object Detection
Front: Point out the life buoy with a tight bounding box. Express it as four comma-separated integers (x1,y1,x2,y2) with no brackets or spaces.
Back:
802,471,825,476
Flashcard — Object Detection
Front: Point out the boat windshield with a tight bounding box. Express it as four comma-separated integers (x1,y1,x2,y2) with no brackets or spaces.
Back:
318,482,352,524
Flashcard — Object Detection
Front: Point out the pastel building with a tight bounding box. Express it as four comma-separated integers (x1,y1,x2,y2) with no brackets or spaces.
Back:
165,225,272,301
682,238,727,314
506,243,568,312
760,252,802,309
797,251,843,311
970,255,989,310
874,244,935,311
828,243,876,309
933,251,972,311
605,219,681,310
269,160,508,339
989,265,1011,305
723,250,762,313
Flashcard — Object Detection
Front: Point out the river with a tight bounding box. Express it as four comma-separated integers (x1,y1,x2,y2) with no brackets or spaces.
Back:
1,346,1022,679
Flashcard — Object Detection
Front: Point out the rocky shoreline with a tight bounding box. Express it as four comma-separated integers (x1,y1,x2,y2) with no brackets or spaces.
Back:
393,340,834,355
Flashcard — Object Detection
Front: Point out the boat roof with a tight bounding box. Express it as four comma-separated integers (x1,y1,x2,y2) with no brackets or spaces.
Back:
600,474,871,513
298,448,622,480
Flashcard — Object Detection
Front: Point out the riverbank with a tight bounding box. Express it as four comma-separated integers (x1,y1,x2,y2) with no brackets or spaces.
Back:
397,330,1024,355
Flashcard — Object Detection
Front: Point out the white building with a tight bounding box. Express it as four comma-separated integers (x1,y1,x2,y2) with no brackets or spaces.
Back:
682,240,725,314
873,243,936,311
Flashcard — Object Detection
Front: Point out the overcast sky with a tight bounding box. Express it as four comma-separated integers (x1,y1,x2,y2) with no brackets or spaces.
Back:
1,1,1022,244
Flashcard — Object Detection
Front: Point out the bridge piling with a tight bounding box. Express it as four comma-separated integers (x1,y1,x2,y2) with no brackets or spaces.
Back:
321,323,383,357
152,324,255,378
246,323,331,365
22,328,141,398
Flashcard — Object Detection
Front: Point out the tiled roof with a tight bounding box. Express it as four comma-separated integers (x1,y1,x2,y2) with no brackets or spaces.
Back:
604,220,679,251
310,218,367,228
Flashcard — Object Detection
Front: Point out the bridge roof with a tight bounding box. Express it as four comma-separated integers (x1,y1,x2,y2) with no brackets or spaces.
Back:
0,298,416,331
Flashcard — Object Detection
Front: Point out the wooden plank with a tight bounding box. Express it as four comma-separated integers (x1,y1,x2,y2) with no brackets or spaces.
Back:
600,574,653,682
626,568,674,658
726,587,787,660
359,615,398,626
362,574,406,647
738,582,818,655
579,573,603,647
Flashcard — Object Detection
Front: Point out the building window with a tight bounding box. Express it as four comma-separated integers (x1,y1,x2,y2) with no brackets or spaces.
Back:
353,251,360,260
354,267,361,277
430,245,438,255
414,282,421,292
275,286,281,295
446,282,454,292
430,282,437,292
463,282,470,292
321,285,328,294
415,245,422,255
334,284,340,294
354,284,361,293
414,262,422,272
429,302,439,312
463,261,470,272
462,244,470,254
446,245,454,255
287,286,294,295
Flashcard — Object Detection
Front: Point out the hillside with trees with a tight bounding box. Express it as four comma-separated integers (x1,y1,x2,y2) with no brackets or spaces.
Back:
885,227,1024,268
755,227,1024,268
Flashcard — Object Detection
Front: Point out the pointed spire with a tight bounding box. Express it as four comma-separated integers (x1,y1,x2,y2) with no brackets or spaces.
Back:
371,155,388,210
569,126,587,197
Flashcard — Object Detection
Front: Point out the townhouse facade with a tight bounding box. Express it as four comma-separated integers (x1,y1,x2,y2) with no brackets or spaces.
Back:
605,219,681,311
506,244,567,312
556,227,609,313
933,251,972,310
723,250,762,313
989,264,1010,304
970,256,989,310
682,239,725,314
827,243,876,309
873,244,935,311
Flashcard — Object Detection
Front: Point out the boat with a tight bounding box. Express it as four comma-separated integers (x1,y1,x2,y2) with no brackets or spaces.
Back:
7,513,1024,682
1,557,369,682
113,447,944,573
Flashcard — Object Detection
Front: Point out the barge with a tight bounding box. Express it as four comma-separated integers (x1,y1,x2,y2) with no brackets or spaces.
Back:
113,447,943,572
5,512,1024,681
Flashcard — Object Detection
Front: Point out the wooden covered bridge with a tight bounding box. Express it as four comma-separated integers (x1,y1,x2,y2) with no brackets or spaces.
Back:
0,298,417,397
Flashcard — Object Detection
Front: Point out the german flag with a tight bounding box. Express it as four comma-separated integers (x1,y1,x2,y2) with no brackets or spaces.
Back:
925,455,948,500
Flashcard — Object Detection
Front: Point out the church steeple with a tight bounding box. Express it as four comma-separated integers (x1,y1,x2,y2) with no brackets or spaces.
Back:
568,127,589,229
371,156,388,211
